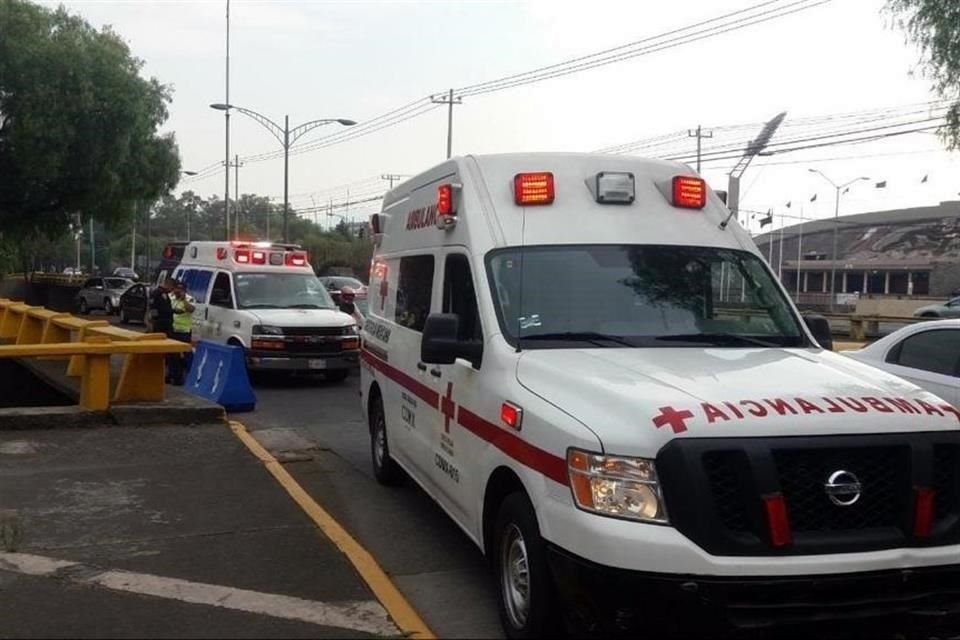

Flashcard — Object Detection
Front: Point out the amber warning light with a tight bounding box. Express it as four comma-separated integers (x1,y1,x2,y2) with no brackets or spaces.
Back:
514,172,555,206
672,176,707,209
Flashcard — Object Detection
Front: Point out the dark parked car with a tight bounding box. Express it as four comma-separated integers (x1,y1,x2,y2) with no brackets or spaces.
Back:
319,276,369,315
118,283,151,325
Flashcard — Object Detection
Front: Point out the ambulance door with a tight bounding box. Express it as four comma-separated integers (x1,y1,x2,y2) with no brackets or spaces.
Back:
428,249,486,528
204,270,235,343
383,252,442,485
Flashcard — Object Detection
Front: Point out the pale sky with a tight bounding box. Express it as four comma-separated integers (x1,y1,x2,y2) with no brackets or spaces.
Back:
43,0,960,233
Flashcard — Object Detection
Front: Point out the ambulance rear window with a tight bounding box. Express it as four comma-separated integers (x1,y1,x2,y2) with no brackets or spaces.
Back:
485,244,806,349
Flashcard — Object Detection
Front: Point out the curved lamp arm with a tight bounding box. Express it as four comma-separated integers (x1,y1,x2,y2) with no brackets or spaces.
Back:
227,105,285,146
288,119,340,146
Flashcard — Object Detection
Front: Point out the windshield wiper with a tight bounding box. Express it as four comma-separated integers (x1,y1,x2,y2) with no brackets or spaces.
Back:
285,303,331,309
240,304,281,309
520,331,636,347
655,333,783,348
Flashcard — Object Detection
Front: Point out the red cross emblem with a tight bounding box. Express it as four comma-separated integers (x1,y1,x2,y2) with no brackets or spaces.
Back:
652,406,694,434
441,382,456,433
379,278,388,311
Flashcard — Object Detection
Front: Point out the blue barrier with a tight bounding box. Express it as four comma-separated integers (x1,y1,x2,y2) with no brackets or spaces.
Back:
184,340,256,412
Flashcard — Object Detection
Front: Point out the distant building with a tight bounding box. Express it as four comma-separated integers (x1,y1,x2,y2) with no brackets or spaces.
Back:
755,201,960,302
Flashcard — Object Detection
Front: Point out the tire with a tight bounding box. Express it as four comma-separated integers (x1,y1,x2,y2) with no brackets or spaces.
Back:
369,394,402,486
104,299,113,315
920,312,939,319
78,298,88,315
325,369,349,383
494,492,558,639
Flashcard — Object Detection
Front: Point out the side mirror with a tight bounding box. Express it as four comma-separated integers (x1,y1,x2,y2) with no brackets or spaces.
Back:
803,314,833,351
421,313,482,367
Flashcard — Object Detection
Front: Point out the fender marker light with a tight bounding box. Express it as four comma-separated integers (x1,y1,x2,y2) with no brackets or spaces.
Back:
762,493,793,548
500,402,523,430
672,176,707,209
596,172,635,204
514,172,554,205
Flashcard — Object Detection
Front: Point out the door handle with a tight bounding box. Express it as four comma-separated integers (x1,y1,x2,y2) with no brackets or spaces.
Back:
416,362,427,372
429,368,442,378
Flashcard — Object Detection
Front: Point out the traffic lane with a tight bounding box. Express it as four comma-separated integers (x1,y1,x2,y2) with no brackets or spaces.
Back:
238,372,504,639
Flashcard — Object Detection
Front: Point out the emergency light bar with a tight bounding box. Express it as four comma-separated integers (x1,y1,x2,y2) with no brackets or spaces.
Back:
436,183,460,231
252,250,267,265
514,172,554,206
285,252,308,267
672,176,707,209
596,172,635,204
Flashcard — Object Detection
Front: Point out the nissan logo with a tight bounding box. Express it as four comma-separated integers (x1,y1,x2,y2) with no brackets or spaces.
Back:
824,470,862,507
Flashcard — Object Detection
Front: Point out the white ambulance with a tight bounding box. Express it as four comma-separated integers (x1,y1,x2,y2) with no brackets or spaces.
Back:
359,153,960,637
172,241,360,378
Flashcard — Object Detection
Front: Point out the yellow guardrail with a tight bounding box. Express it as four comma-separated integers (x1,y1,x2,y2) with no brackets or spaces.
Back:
0,298,190,410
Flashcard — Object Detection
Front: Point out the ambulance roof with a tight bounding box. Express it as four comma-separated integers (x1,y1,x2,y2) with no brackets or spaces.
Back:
379,153,755,256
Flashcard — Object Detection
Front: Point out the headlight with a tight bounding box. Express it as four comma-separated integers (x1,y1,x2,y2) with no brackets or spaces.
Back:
567,449,668,523
252,325,283,336
344,324,360,335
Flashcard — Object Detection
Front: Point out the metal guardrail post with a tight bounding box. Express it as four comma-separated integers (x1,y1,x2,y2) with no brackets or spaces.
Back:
0,304,32,340
79,336,112,411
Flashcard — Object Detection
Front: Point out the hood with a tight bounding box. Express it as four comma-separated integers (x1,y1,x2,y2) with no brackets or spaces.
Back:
517,347,959,457
246,308,355,328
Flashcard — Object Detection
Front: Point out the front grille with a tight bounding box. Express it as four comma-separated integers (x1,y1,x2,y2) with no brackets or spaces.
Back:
282,326,347,336
657,433,960,556
773,446,908,532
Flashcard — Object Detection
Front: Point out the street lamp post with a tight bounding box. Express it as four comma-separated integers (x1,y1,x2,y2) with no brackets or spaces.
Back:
807,169,870,311
210,103,355,243
181,170,198,241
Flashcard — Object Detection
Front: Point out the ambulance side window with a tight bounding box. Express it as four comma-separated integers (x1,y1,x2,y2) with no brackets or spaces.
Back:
395,255,434,332
443,254,481,343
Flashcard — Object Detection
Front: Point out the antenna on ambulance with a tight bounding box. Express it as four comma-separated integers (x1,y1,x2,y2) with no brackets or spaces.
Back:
720,111,786,230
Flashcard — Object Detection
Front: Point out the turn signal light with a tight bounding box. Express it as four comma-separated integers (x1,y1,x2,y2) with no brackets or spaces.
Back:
251,339,284,350
913,488,936,538
762,493,793,548
342,337,360,351
514,172,554,206
672,176,706,209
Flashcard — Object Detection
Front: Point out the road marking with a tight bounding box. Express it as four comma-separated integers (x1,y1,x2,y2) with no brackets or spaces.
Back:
0,551,397,636
229,420,436,640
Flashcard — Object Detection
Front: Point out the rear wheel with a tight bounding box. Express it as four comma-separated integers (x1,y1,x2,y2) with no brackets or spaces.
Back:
370,394,402,486
494,492,558,639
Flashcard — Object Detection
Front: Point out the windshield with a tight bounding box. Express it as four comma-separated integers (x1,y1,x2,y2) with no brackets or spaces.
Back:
234,272,336,310
104,278,131,289
486,244,807,349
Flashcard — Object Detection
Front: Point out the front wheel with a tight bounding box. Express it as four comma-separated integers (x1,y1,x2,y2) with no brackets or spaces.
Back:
369,394,402,486
494,492,558,639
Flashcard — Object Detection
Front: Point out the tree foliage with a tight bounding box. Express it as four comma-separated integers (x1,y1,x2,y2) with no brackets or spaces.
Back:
887,0,960,149
0,0,181,239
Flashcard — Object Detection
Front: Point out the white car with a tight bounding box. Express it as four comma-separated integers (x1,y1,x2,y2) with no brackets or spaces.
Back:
842,319,959,406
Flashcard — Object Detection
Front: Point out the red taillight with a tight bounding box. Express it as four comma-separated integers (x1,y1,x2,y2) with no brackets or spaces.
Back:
514,172,554,206
251,250,267,265
500,402,522,430
913,488,936,538
762,493,792,548
437,184,454,216
235,249,250,264
672,176,706,209
285,252,308,267
216,248,228,260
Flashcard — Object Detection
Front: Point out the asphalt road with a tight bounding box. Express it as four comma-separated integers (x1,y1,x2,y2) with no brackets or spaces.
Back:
235,371,504,639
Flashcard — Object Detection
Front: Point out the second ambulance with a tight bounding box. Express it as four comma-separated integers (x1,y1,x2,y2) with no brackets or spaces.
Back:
359,153,960,637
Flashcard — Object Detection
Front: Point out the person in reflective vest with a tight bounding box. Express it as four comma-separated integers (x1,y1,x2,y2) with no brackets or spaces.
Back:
168,280,196,385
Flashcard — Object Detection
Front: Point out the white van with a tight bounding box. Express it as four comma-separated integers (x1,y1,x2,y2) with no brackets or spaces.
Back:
359,153,960,637
174,241,359,379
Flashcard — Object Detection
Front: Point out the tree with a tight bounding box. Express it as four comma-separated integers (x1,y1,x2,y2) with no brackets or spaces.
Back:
0,0,181,240
887,0,960,149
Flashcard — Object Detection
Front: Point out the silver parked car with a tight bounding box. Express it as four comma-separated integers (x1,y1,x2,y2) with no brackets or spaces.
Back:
914,297,960,319
76,277,134,315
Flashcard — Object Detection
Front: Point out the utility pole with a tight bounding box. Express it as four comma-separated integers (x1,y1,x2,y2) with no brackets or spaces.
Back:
687,125,713,174
223,0,231,241
130,202,137,269
89,216,96,274
75,213,81,272
381,173,407,190
431,89,462,159
229,154,244,238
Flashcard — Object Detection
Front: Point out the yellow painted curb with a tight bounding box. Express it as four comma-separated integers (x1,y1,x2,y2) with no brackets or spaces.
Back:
229,421,435,640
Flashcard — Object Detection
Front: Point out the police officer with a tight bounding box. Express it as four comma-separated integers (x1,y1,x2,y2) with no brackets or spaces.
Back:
168,281,195,385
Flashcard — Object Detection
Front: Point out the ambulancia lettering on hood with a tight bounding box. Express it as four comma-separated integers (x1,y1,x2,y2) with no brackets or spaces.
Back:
652,396,960,435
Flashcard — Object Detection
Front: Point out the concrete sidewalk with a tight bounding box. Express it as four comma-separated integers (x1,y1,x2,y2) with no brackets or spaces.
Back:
0,423,401,638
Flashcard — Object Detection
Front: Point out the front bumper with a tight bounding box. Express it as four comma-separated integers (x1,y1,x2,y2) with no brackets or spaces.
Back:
548,545,960,638
246,351,359,371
